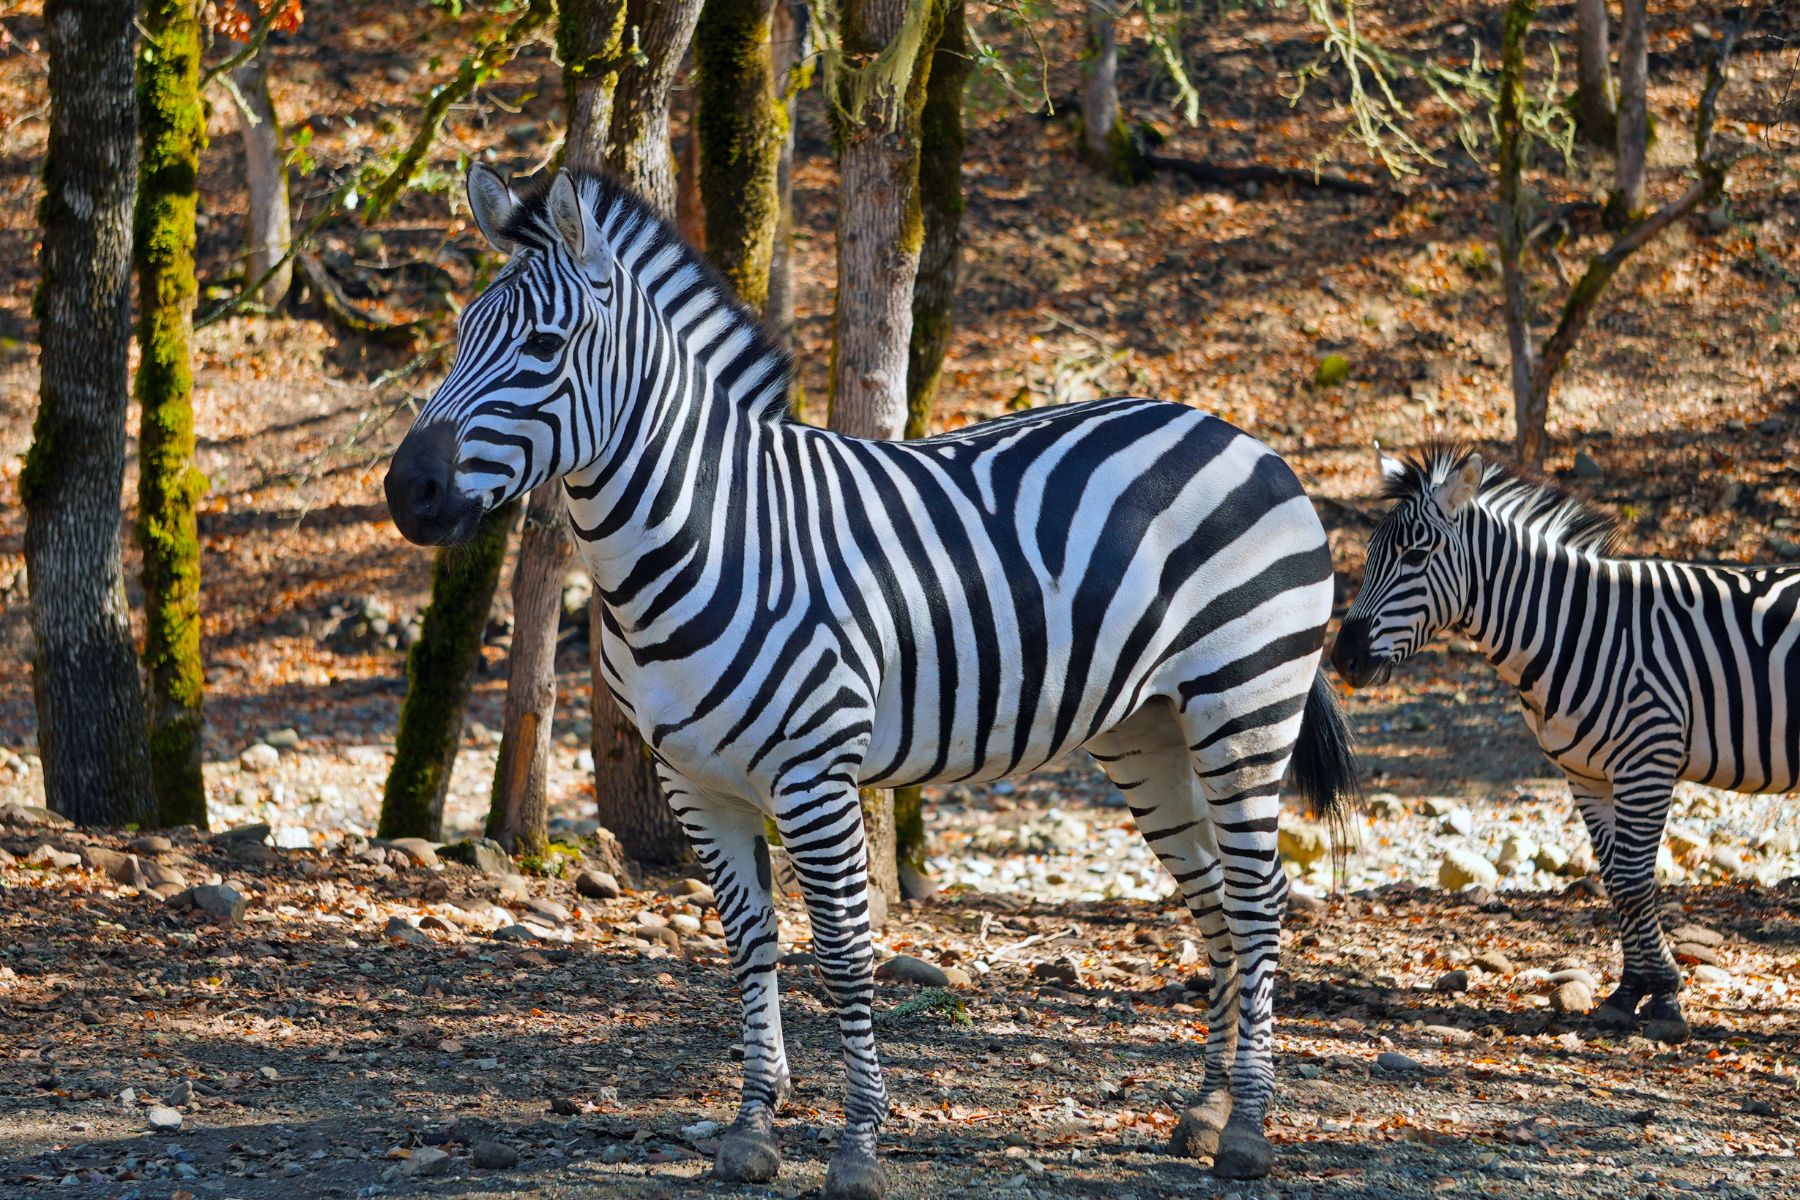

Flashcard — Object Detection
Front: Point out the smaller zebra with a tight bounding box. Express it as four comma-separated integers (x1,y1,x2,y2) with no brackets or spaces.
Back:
1332,444,1800,1043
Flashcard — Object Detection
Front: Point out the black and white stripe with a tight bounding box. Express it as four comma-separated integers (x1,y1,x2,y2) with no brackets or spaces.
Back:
387,165,1359,1191
1333,443,1800,1044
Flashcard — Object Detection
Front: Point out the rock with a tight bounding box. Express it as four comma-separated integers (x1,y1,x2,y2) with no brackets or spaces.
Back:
1471,949,1515,976
1571,450,1604,480
387,837,440,869
1287,888,1326,915
147,1105,184,1132
1375,1051,1423,1073
1547,967,1599,992
1439,848,1498,891
574,869,621,899
1707,844,1751,877
1669,923,1723,947
1278,820,1331,868
442,838,515,877
1666,825,1709,863
1690,964,1731,987
1439,807,1475,837
1422,1024,1474,1044
1496,834,1538,869
897,864,939,901
263,727,302,751
1434,969,1470,994
1676,941,1723,967
496,874,530,903
1563,875,1606,899
227,838,280,866
406,1147,451,1177
384,916,432,948
493,923,545,944
661,878,716,907
876,955,950,987
1420,797,1460,818
212,822,271,844
1533,843,1570,875
166,1080,193,1107
239,743,280,773
127,834,173,857
633,923,681,951
139,859,187,893
27,844,81,870
525,896,571,926
670,913,702,935
1550,980,1594,1014
0,803,73,828
1032,959,1080,988
79,845,130,878
1742,1097,1778,1117
1366,792,1405,818
471,1140,518,1170
942,965,974,988
181,884,247,922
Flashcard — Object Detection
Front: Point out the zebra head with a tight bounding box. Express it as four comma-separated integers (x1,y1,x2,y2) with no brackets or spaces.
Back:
387,166,613,545
1331,447,1483,687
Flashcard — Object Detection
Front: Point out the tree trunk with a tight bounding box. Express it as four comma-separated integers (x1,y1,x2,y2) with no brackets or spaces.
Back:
1608,0,1648,228
559,0,626,170
486,484,569,856
1080,3,1142,184
1573,0,1615,148
587,0,705,865
1498,0,1543,468
22,0,157,829
605,0,705,212
764,0,808,347
828,0,944,910
488,0,626,863
134,0,209,829
677,115,706,249
696,0,785,309
380,498,521,841
230,49,292,308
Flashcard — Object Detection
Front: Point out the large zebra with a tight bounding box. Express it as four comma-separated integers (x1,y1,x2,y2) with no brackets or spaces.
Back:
1333,443,1800,1044
386,165,1358,1193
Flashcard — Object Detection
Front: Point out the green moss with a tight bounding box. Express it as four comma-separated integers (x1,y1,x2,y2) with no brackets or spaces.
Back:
893,784,927,872
696,0,786,310
379,498,521,840
904,0,970,438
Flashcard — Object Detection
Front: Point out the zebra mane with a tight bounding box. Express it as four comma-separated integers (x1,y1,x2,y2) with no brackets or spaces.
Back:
496,167,794,423
1385,441,1622,556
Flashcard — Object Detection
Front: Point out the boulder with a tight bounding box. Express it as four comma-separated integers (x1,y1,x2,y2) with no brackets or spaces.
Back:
1438,848,1498,891
875,955,950,987
574,869,621,899
1278,820,1331,869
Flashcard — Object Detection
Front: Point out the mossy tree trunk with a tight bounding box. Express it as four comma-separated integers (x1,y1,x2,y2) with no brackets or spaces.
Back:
588,0,704,865
765,0,809,348
829,0,945,911
696,0,785,310
1607,0,1648,229
23,0,158,829
1496,0,1542,468
891,0,969,886
230,47,292,309
1573,0,1615,148
134,0,209,829
1080,3,1144,185
488,0,626,861
381,499,521,841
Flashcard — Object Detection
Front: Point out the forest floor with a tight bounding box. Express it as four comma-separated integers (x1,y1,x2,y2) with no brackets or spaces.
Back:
3,0,1800,1195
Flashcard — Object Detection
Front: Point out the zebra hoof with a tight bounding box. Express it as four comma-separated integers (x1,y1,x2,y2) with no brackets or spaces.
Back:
1591,1001,1639,1032
1169,1094,1233,1159
1211,1125,1272,1180
822,1150,888,1200
714,1126,781,1184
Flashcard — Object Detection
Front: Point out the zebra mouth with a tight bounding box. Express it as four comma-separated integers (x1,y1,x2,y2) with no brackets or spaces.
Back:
386,423,488,546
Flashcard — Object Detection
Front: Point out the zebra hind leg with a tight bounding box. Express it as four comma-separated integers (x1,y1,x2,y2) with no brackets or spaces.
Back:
777,784,890,1200
1090,718,1239,1160
661,779,792,1184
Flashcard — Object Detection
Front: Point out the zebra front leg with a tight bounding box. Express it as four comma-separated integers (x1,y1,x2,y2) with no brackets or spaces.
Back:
1565,776,1647,1031
660,776,792,1184
1609,761,1687,1043
777,785,890,1200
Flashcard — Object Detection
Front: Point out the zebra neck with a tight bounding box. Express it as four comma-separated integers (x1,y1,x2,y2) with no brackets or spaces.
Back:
1461,518,1607,692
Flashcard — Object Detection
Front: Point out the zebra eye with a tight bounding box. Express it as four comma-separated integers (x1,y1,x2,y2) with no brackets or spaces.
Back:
1400,547,1431,567
524,330,564,357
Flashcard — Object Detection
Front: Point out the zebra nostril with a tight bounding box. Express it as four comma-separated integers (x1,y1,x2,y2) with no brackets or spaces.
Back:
412,474,441,513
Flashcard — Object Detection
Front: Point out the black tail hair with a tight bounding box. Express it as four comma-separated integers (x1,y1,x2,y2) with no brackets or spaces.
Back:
1290,669,1361,876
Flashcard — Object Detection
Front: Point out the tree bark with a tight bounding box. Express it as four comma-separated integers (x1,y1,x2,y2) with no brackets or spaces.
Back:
230,49,291,308
696,0,785,309
1497,0,1542,468
135,0,210,828
22,0,158,829
1608,0,1648,228
588,0,705,865
486,484,569,856
606,0,705,213
1080,3,1142,184
1573,0,1615,148
380,498,521,841
488,0,626,863
764,0,808,347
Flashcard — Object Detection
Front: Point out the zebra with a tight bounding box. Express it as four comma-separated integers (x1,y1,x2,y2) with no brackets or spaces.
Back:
1332,443,1800,1044
385,164,1359,1194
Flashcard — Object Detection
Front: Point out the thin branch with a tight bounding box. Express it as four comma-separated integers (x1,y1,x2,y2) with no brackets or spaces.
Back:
1143,153,1379,196
201,2,283,89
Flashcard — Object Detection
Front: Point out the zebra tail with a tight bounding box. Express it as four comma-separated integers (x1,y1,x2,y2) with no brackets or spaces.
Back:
1291,668,1362,878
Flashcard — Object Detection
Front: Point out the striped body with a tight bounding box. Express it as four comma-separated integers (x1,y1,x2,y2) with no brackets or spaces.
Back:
388,166,1357,1189
1333,445,1800,1043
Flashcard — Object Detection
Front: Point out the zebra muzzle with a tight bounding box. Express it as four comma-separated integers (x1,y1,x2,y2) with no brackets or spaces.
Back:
386,422,485,547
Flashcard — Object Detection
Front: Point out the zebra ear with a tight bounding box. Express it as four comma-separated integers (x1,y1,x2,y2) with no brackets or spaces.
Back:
1375,441,1406,483
467,164,517,254
548,169,592,262
1433,453,1483,517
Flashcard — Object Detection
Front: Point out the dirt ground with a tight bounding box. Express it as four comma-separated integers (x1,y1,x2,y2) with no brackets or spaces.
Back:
2,0,1800,1196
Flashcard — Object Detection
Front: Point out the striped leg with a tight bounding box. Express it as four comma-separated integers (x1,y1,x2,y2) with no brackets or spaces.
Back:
1607,754,1688,1042
1090,716,1239,1160
1564,774,1644,1030
775,783,889,1200
658,771,792,1183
